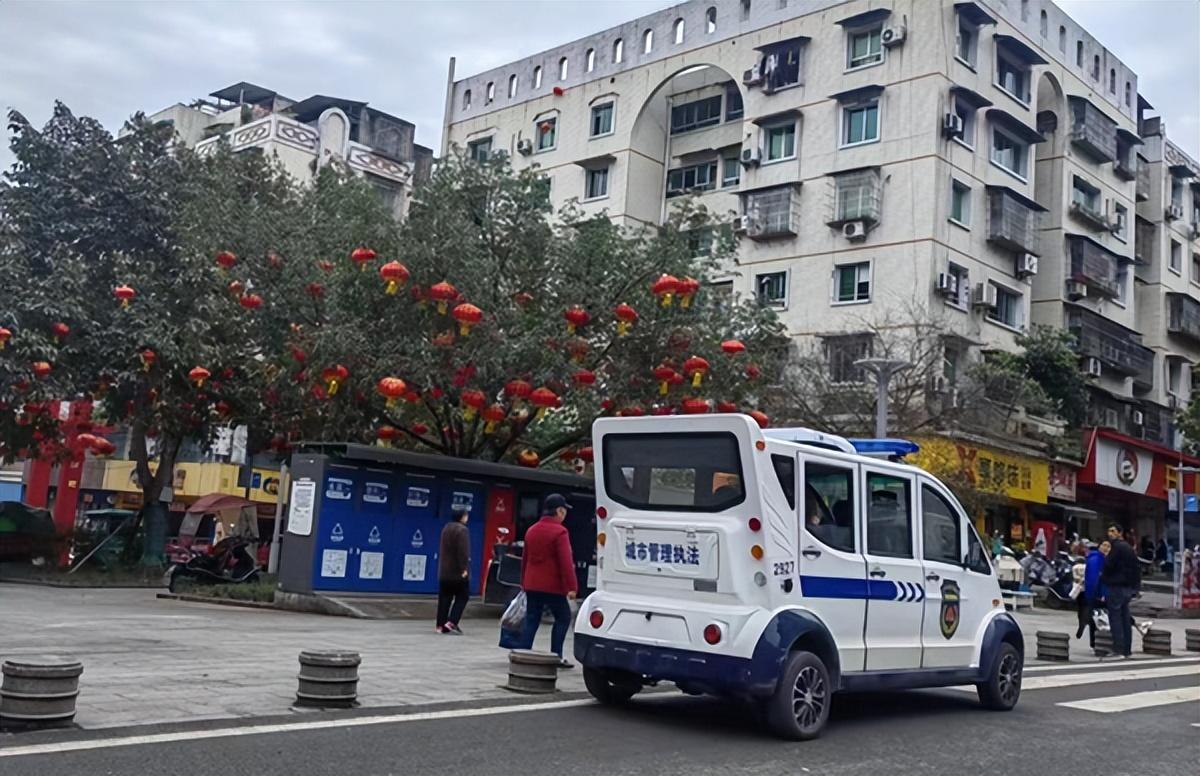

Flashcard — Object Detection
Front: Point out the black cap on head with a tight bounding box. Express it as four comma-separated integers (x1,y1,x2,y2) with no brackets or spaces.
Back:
545,493,571,512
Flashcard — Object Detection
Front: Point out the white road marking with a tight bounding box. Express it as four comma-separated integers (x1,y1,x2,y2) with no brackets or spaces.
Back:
1024,656,1200,673
953,664,1200,692
1058,686,1199,713
0,699,596,759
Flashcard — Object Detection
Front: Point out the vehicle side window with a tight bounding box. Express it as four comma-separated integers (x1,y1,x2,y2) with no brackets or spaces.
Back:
964,522,992,575
921,485,961,566
866,472,913,559
771,454,796,510
803,463,855,553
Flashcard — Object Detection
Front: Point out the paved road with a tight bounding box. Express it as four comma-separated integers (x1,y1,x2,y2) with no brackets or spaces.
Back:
2,657,1196,775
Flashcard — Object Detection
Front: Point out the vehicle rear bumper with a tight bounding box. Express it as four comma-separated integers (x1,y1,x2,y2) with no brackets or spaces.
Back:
574,633,773,697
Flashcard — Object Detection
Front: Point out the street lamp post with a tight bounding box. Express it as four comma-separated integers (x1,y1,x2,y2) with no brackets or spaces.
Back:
1172,464,1200,610
853,358,913,439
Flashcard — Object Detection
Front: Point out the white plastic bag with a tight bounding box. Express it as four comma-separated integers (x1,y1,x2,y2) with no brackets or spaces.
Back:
501,590,527,632
1092,608,1110,631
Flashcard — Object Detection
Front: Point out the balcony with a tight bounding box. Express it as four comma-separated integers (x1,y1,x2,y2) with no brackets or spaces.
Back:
1067,306,1155,381
1167,292,1200,343
1136,403,1176,448
1068,236,1122,299
1068,97,1117,163
743,185,801,240
986,185,1045,254
1068,200,1110,232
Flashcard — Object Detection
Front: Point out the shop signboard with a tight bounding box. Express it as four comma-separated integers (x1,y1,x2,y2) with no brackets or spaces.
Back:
912,437,1049,504
1048,464,1077,502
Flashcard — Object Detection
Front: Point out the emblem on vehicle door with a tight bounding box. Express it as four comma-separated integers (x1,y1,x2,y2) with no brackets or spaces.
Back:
940,579,960,639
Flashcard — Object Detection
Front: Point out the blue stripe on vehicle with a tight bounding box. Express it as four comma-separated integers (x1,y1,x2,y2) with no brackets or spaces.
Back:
799,575,923,603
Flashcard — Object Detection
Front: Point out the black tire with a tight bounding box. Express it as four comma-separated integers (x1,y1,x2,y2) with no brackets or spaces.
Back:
583,666,639,705
976,642,1022,711
765,650,831,741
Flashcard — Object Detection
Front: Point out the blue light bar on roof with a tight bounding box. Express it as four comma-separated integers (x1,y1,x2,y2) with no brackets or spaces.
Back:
849,438,920,459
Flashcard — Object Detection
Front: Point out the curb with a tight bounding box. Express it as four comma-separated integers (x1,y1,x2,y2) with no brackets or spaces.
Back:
0,577,161,590
156,592,280,611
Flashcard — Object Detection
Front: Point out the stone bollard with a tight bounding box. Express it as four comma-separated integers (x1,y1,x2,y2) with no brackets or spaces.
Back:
1093,629,1113,657
1186,629,1200,653
506,650,560,694
1142,629,1172,656
0,657,84,730
296,650,361,708
1036,631,1070,662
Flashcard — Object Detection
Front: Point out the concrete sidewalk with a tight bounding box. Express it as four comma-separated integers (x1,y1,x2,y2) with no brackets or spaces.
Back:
0,584,1196,731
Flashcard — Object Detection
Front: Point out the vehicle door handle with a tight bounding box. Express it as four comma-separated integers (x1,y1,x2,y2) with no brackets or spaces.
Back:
926,573,941,582
869,568,887,578
801,548,822,559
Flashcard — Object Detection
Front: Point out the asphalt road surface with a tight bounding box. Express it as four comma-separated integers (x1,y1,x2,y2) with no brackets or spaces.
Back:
2,657,1196,776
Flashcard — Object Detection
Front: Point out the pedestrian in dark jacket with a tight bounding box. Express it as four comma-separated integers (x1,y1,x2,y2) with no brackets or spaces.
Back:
520,493,578,667
1076,543,1108,647
1101,525,1139,658
436,507,471,635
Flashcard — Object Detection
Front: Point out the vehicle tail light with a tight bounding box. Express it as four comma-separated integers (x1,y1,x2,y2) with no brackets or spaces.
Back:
597,532,606,546
703,624,722,645
589,610,604,629
750,544,764,560
748,517,762,532
596,506,607,519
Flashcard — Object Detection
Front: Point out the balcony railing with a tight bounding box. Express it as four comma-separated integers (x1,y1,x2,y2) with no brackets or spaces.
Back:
1067,306,1154,381
987,186,1043,254
1068,236,1121,299
1068,97,1117,163
1167,292,1200,343
1136,403,1175,447
1068,200,1111,232
194,114,319,159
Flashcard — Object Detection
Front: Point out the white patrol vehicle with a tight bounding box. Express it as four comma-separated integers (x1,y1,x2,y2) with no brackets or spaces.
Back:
574,415,1023,740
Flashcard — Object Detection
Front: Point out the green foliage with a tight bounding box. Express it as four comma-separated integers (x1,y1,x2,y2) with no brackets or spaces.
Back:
1014,325,1089,427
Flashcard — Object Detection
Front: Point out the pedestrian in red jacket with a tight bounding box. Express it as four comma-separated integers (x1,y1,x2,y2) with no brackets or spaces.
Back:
520,493,578,667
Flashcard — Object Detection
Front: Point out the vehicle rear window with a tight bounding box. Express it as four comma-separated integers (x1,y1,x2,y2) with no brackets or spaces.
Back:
602,432,745,511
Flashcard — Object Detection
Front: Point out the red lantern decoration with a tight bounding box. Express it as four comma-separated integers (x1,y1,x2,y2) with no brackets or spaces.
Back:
563,305,590,334
215,250,237,270
612,303,638,336
651,405,674,416
267,252,284,269
350,246,377,271
677,277,701,308
410,422,429,436
653,365,677,396
460,389,487,421
318,260,335,273
684,355,710,388
429,281,458,314
716,400,738,413
517,450,540,468
379,261,410,295
482,403,507,433
377,425,398,446
215,400,232,417
188,366,210,387
745,363,762,380
512,291,534,307
452,303,483,336
565,337,590,363
577,446,594,464
306,282,325,299
31,361,51,379
227,280,244,296
505,379,533,403
114,284,136,308
140,349,157,371
377,377,407,407
681,398,710,415
721,339,746,356
619,405,646,417
529,387,558,418
552,86,565,97
0,327,10,349
572,369,596,388
748,410,770,429
321,365,349,396
239,294,263,310
289,345,307,364
50,322,69,342
652,274,680,307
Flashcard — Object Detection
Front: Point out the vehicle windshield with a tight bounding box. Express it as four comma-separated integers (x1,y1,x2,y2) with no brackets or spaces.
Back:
602,432,745,511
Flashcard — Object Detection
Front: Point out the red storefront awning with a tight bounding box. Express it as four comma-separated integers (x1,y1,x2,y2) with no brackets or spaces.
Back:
1078,428,1200,500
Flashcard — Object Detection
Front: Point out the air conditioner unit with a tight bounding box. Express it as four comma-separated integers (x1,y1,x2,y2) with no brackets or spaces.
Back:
1166,204,1183,220
1132,409,1145,426
972,282,997,309
1084,357,1102,377
516,138,534,156
742,62,763,86
935,272,958,297
740,146,761,167
1016,253,1039,278
733,215,753,234
1103,408,1120,428
1066,280,1088,299
942,112,964,139
843,221,867,241
881,26,907,47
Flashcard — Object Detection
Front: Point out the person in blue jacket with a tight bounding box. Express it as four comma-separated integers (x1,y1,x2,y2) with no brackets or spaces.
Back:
1075,540,1109,648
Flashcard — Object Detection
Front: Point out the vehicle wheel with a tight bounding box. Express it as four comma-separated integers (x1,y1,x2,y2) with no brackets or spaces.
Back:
976,642,1022,711
765,650,831,741
583,666,639,705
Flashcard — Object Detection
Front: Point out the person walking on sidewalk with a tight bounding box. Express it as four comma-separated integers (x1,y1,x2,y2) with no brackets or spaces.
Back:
1101,524,1139,658
1076,541,1108,648
436,506,471,635
520,493,578,668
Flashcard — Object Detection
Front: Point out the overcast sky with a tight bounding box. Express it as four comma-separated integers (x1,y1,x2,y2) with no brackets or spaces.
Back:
0,0,1196,171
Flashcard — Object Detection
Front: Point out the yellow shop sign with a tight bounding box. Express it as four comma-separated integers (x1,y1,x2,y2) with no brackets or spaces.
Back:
912,437,1048,504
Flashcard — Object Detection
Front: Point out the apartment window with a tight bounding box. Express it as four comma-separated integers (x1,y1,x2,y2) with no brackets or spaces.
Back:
741,0,751,21
842,100,880,146
834,168,882,223
467,137,492,163
1115,263,1128,303
956,19,977,67
706,6,717,34
1058,26,1067,53
1168,359,1185,395
666,161,718,197
613,39,624,64
1071,176,1101,215
586,49,595,73
847,26,883,69
463,89,471,110
1170,240,1182,274
756,271,788,308
584,166,609,201
953,98,977,148
725,84,744,120
996,49,1030,103
765,121,796,162
1039,10,1048,37
1092,55,1101,81
673,18,685,44
991,126,1029,179
1171,178,1184,209
1124,82,1132,108
950,179,971,226
670,95,722,134
833,262,871,303
744,185,799,237
688,229,714,258
559,57,569,80
987,283,1021,328
722,154,741,187
535,117,557,151
1075,41,1083,67
1193,253,1200,285
534,66,542,89
762,39,803,90
643,28,654,54
590,102,614,137
1108,69,1116,93
827,334,872,383
948,263,970,308
508,74,517,99
486,81,495,103
1113,203,1129,241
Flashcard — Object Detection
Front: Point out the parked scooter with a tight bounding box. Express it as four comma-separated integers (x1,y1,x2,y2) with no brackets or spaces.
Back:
165,536,259,592
1022,548,1077,607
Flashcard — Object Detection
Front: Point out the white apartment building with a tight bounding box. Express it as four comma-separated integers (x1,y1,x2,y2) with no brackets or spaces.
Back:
442,0,1199,447
147,82,433,219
